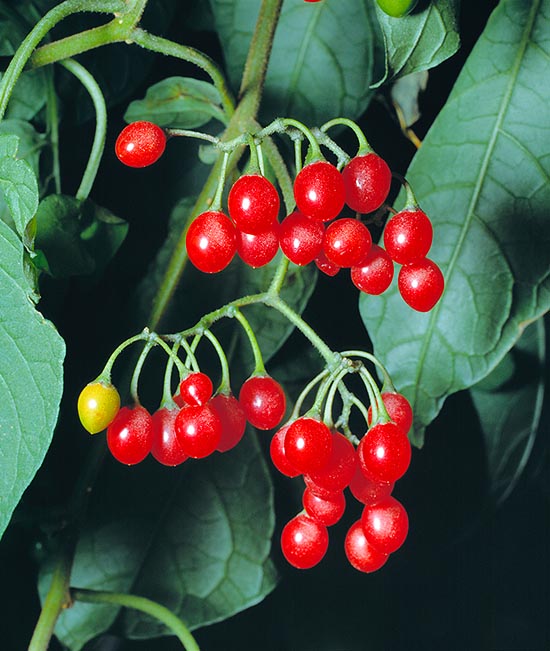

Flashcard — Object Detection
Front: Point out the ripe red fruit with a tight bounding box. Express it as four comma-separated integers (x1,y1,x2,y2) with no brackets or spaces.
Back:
349,467,394,505
179,372,213,407
151,407,188,466
306,431,357,493
361,496,409,554
384,209,433,264
344,520,389,573
342,153,392,214
107,405,153,465
174,404,222,458
279,211,324,265
398,258,444,312
228,174,280,234
236,225,280,268
357,422,411,484
270,424,301,477
284,417,333,474
323,218,372,268
314,249,340,276
280,513,329,569
210,393,247,453
293,161,346,222
115,121,166,168
367,391,413,435
239,375,286,430
186,210,237,273
303,488,346,526
351,244,394,295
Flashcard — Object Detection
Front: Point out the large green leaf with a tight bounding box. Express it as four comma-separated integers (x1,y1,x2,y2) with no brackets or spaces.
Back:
471,319,545,504
360,0,550,446
372,0,460,87
40,436,276,650
210,0,385,124
0,218,65,540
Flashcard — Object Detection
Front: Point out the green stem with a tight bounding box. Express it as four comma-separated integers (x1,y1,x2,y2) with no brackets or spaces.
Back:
129,338,154,404
233,309,265,375
340,350,395,391
45,67,61,194
60,58,106,201
320,117,372,156
71,589,200,651
267,255,290,295
203,329,231,392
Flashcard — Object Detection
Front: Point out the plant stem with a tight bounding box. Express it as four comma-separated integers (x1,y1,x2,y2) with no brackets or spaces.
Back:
71,589,200,651
45,67,62,194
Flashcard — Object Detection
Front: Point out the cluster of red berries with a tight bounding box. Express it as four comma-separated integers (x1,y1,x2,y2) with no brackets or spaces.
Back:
272,391,412,573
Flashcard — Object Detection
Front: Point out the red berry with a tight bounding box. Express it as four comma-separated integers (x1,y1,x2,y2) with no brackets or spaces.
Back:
349,466,394,505
270,424,301,477
210,393,247,453
398,258,444,312
179,372,213,407
306,431,357,493
186,210,236,273
351,244,394,295
323,218,372,268
384,209,433,264
367,392,413,435
357,422,411,484
236,225,280,268
293,161,345,222
361,496,409,554
344,520,389,573
279,211,324,265
303,474,341,500
115,121,166,168
174,404,222,458
283,417,333,474
239,375,286,430
314,249,340,276
107,405,153,465
280,513,329,569
228,174,280,234
303,488,346,526
151,407,188,466
342,153,392,214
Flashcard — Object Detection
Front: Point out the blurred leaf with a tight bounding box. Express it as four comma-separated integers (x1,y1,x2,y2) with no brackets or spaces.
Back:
124,76,227,128
391,70,428,127
471,319,545,504
0,119,45,174
210,0,385,124
360,0,550,446
0,218,65,540
40,436,276,650
372,0,460,87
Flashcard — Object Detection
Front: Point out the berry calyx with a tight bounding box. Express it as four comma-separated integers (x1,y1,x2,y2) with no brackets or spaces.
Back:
280,513,329,569
78,381,121,434
179,372,213,407
186,211,237,274
303,488,346,527
174,404,222,458
210,393,247,453
236,225,280,268
344,520,389,573
361,496,409,554
342,153,392,214
293,161,346,222
351,244,394,295
323,218,372,268
107,405,153,465
151,407,188,466
279,211,324,266
367,391,413,435
383,208,433,264
398,258,444,312
239,375,286,430
357,422,411,484
115,121,166,168
228,174,280,234
283,417,333,474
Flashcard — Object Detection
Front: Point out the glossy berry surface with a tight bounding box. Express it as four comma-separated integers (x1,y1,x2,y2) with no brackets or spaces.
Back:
228,174,280,234
293,161,346,222
236,225,280,268
342,153,392,214
367,391,413,435
376,0,418,18
357,422,411,483
174,404,222,458
239,375,286,430
280,514,329,569
186,211,237,274
351,244,394,295
306,431,357,493
384,209,433,264
210,393,247,453
270,425,300,477
323,218,372,268
361,496,409,554
284,417,333,474
151,407,188,466
303,488,346,527
78,382,120,434
349,467,395,505
344,520,389,573
115,121,166,168
279,211,324,265
398,258,444,312
315,249,340,276
107,405,153,465
179,372,213,407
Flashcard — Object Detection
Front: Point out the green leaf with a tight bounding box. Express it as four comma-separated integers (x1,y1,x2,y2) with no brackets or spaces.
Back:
390,70,428,127
471,319,545,504
40,436,276,650
210,0,385,124
124,76,227,128
0,119,44,175
360,0,550,446
372,0,460,87
0,218,65,540
0,133,39,237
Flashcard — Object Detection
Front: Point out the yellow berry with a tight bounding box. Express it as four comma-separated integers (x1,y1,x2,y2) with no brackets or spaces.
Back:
78,382,121,434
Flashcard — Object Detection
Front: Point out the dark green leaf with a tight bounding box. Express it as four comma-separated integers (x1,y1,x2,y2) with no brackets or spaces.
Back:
0,218,65,540
40,436,276,650
471,319,545,504
360,0,550,446
372,0,460,87
124,76,227,128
